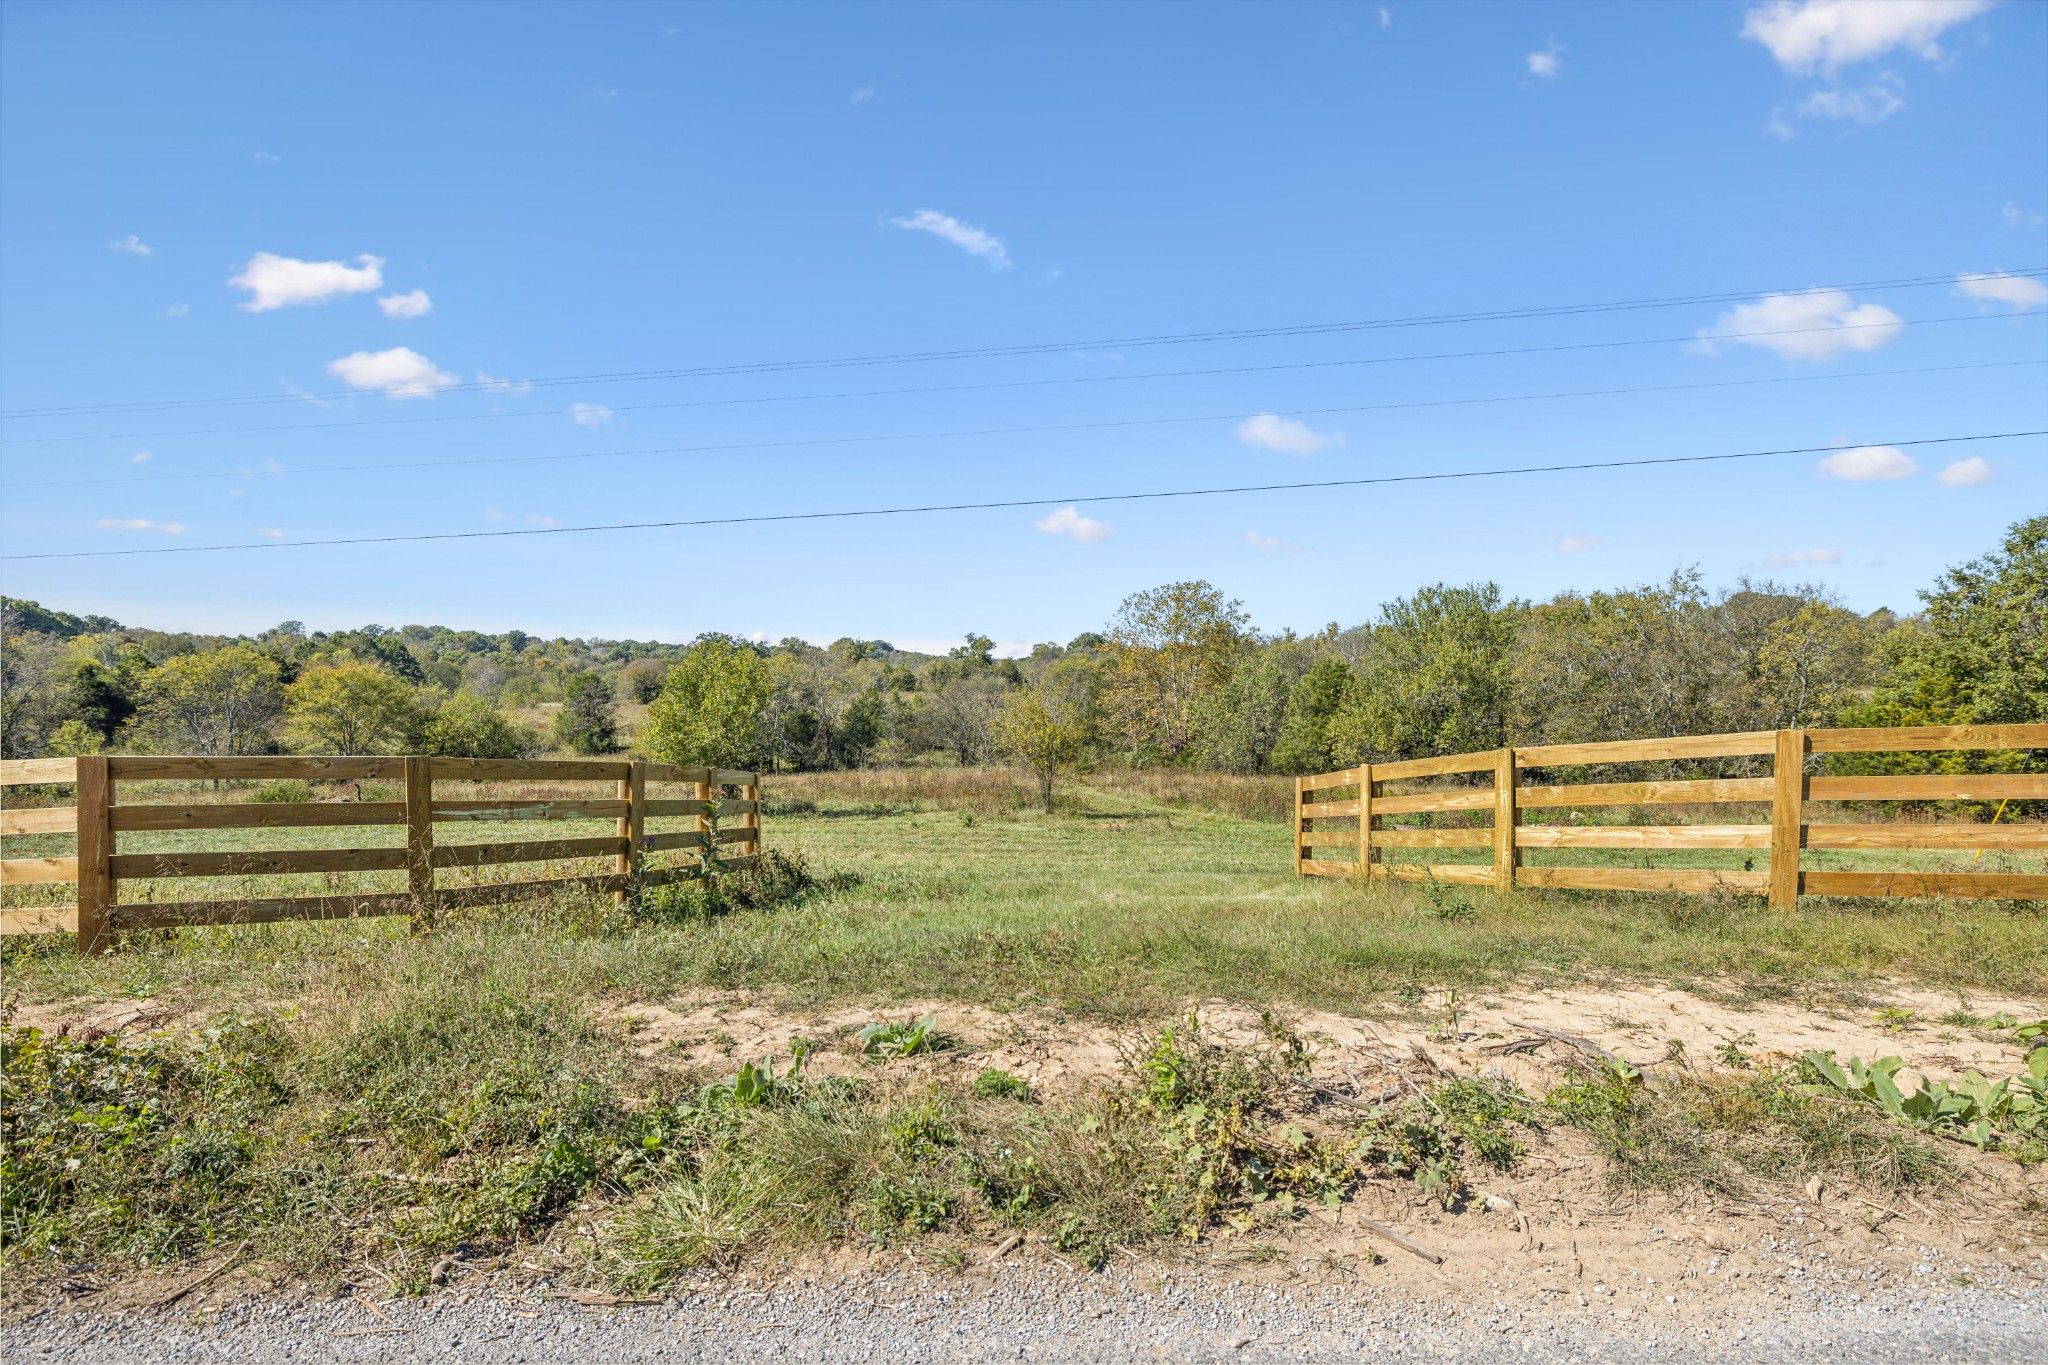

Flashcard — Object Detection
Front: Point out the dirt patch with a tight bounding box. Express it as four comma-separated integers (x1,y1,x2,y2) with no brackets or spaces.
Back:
4,996,201,1041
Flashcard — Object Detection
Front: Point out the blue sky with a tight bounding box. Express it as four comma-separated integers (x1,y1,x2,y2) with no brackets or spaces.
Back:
1,0,2042,652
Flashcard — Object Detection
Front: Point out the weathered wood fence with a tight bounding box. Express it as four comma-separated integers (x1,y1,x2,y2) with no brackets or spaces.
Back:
0,755,762,952
1294,724,2047,905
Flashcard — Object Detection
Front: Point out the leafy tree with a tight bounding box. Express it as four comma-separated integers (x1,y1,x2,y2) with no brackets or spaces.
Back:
285,662,421,755
1329,583,1523,763
133,647,285,755
67,660,135,745
642,637,771,768
995,662,1097,812
555,671,620,754
1102,581,1250,761
418,690,541,759
1269,654,1353,775
0,605,70,757
620,657,669,704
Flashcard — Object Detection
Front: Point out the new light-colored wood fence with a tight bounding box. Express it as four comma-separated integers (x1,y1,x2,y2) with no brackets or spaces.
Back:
1294,724,2048,904
0,755,762,952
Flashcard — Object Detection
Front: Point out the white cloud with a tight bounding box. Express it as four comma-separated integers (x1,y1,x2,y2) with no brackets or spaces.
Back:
1768,548,1844,567
1378,7,1392,28
131,451,150,463
850,86,877,104
476,372,532,394
164,302,190,318
96,517,184,534
527,514,560,527
1034,505,1113,542
258,528,285,539
253,150,282,165
1798,76,1904,122
2005,203,2047,228
1244,531,1281,549
109,234,152,256
1937,456,1995,486
1956,271,2048,311
230,252,384,311
377,289,432,319
1819,445,1919,480
325,346,458,399
1526,43,1563,79
1741,1,1994,74
1691,288,1904,360
569,402,614,427
890,209,1011,268
1235,413,1345,455
1558,534,1599,554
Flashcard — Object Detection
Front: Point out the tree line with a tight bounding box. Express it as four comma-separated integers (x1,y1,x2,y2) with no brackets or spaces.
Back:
2,515,2038,805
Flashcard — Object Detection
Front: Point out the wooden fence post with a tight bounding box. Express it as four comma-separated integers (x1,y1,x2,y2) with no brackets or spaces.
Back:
618,760,645,903
1769,729,1806,911
694,769,714,875
1356,765,1373,880
1293,777,1306,876
404,755,435,932
74,755,112,956
742,773,761,858
1493,747,1519,894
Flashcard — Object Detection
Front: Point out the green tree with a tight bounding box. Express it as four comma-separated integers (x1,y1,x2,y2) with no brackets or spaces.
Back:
418,690,541,759
66,660,135,745
1269,654,1353,775
286,662,421,755
133,647,285,755
1102,581,1250,761
1329,583,1523,763
555,671,620,754
620,657,669,704
642,637,771,768
994,662,1097,812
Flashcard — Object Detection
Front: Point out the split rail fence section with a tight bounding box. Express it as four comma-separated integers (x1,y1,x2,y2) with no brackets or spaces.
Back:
1293,724,2048,905
0,755,762,952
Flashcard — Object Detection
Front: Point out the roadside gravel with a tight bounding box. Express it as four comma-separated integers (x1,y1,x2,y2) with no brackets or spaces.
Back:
8,1265,2044,1364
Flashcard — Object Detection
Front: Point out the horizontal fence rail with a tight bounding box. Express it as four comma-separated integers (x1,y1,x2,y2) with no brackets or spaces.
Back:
0,755,763,952
1294,724,2048,905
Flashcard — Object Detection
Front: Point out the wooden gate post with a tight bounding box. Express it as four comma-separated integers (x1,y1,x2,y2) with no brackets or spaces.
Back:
1769,729,1806,911
741,773,761,858
694,769,714,875
404,755,435,932
617,760,645,904
1292,777,1306,876
1493,747,1519,894
74,755,112,955
1356,764,1374,880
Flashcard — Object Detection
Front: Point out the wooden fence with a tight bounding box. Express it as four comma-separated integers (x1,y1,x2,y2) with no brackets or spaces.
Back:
1294,724,2048,905
0,755,762,952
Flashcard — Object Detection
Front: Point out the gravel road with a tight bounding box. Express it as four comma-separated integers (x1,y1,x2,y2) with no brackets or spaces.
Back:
7,1265,2044,1364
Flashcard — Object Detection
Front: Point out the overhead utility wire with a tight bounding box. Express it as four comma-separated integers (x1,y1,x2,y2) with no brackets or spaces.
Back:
8,356,2038,490
3,310,2029,450
3,267,2038,422
7,429,2037,563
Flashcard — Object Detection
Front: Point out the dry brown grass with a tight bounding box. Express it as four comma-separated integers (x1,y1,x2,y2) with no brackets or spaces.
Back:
760,765,1295,823
1082,768,1294,823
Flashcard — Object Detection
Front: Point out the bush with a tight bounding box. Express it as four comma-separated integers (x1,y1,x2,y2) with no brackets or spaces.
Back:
247,780,315,804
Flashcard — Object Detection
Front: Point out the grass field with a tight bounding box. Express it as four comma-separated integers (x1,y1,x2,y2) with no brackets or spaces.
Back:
4,767,2043,1295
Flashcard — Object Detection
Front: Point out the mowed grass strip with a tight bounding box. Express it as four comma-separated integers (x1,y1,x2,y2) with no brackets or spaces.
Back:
6,772,2044,1015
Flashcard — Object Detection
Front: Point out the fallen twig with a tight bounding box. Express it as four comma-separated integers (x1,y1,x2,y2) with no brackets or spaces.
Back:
1294,1077,1396,1116
1480,1036,1545,1056
145,1239,251,1310
988,1233,1025,1262
1503,1021,1630,1068
1350,1215,1442,1264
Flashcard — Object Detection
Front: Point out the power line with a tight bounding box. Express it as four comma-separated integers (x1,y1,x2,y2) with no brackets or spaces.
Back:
7,356,2038,490
7,429,2037,562
3,267,2037,423
4,309,2032,450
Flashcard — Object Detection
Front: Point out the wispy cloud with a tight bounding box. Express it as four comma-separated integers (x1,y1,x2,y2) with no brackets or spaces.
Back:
1819,445,1918,481
164,302,190,318
1798,75,1904,123
109,234,153,257
850,85,877,104
1235,414,1345,456
1956,271,2048,312
1557,534,1599,554
230,252,384,311
1937,456,1994,487
1244,531,1280,549
252,150,283,165
569,402,614,427
131,451,150,463
890,209,1011,269
325,346,458,399
258,528,286,539
1690,288,1903,361
2005,203,2047,229
1767,548,1843,568
377,289,432,319
527,513,560,528
1741,0,1994,74
476,372,532,394
1526,42,1564,79
96,517,184,534
1034,505,1113,542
